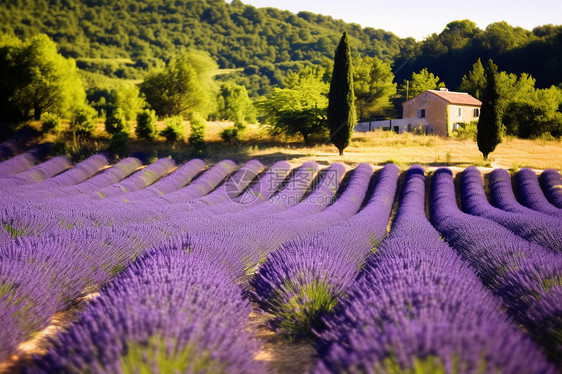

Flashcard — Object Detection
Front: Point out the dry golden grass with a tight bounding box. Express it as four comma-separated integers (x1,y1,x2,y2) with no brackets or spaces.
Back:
199,125,562,171
25,120,562,171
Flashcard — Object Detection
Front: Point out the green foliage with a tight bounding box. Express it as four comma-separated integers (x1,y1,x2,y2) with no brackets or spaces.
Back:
272,279,340,340
451,121,478,141
51,138,70,156
473,64,562,139
70,105,97,140
108,131,129,157
109,85,145,121
1,0,405,99
120,335,224,374
354,56,397,120
40,112,61,134
220,122,246,144
215,82,256,124
188,113,206,154
160,116,185,143
2,0,561,97
401,68,445,99
328,32,356,155
459,58,485,99
478,60,502,159
504,101,562,139
105,107,129,135
394,20,562,91
0,33,87,122
140,51,218,119
258,64,329,145
135,109,158,140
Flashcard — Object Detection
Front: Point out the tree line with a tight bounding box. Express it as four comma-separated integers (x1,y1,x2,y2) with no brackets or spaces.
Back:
1,1,561,98
1,27,561,160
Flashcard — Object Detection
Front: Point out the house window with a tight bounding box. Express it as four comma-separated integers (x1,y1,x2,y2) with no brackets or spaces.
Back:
418,109,426,118
457,107,463,117
474,108,480,118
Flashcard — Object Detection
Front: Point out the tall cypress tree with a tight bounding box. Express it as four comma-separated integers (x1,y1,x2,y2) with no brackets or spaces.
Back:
328,32,356,156
477,59,502,159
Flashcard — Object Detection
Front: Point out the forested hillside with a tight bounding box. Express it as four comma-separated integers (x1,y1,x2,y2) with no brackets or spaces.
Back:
0,0,403,95
395,20,562,89
1,0,560,94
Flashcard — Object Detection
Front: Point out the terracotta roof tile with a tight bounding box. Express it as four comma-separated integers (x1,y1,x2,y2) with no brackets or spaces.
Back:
427,90,482,106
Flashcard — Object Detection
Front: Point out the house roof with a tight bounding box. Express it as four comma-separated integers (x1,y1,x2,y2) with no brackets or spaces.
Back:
427,90,482,106
403,90,482,106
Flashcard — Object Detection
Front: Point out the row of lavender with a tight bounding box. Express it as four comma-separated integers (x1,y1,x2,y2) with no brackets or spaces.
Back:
1,154,343,368
1,153,561,372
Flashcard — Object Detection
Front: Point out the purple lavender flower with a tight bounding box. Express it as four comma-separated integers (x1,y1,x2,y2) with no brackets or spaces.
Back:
26,250,264,373
460,166,562,253
316,165,555,373
431,168,562,364
514,167,562,217
540,169,562,209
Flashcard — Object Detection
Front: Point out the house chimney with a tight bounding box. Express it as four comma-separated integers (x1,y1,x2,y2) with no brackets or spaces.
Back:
439,87,448,91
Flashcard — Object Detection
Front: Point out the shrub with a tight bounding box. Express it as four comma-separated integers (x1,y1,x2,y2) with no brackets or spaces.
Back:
160,116,185,143
452,121,477,141
188,113,206,154
71,105,97,140
135,109,158,140
108,131,129,157
40,112,62,134
220,122,246,143
105,107,129,135
51,138,70,156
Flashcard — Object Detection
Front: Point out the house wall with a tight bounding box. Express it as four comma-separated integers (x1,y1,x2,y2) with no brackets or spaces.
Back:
403,93,449,136
355,118,431,134
447,105,481,134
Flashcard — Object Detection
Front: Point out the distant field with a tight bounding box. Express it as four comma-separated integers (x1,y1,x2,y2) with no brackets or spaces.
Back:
196,123,562,171
34,120,562,171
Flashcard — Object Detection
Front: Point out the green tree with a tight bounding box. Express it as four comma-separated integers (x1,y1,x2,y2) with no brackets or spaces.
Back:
258,65,329,145
328,32,356,156
109,85,145,121
105,107,129,135
459,58,486,99
135,109,158,140
0,34,86,122
70,105,97,146
188,113,206,154
477,60,502,159
503,86,562,138
160,116,185,143
40,112,62,134
108,131,129,157
215,82,256,124
401,68,445,99
353,56,396,120
140,51,217,119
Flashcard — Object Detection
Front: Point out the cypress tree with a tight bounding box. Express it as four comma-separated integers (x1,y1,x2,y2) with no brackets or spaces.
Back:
328,32,356,156
477,59,502,159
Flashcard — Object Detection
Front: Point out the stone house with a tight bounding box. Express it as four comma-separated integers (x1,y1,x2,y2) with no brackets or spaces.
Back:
402,88,482,136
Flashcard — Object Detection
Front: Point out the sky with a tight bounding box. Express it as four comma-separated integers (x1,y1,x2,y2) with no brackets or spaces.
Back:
236,0,562,40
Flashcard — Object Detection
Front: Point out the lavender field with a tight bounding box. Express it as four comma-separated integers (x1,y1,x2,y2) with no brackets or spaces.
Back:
0,152,561,373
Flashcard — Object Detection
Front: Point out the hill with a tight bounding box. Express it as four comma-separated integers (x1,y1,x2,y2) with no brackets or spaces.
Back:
394,20,562,89
0,0,404,95
1,1,561,96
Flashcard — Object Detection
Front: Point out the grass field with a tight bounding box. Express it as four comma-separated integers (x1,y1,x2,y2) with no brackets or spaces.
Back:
37,120,562,171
